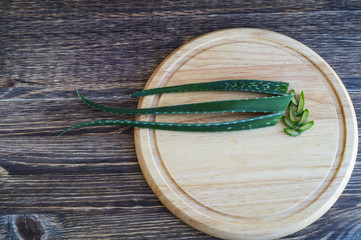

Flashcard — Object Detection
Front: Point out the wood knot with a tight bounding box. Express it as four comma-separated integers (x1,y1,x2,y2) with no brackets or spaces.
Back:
16,215,44,240
4,77,19,88
0,214,62,240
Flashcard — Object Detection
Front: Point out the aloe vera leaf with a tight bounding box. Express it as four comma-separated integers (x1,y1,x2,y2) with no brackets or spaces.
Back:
296,91,305,116
282,116,297,129
289,102,297,122
58,112,284,136
130,79,289,98
299,109,309,125
290,89,298,106
298,121,314,132
283,128,301,137
77,89,292,115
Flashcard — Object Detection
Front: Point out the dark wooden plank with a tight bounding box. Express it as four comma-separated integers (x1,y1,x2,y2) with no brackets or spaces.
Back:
1,0,361,21
0,87,138,137
0,173,156,211
1,9,361,90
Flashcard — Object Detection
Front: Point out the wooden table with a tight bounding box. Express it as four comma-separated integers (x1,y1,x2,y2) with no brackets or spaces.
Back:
1,1,360,239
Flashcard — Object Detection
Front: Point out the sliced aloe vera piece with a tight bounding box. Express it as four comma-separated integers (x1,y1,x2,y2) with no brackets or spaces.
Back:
289,102,297,122
290,89,298,106
298,121,314,132
282,116,297,129
130,79,289,98
296,91,305,116
283,128,301,137
299,109,309,125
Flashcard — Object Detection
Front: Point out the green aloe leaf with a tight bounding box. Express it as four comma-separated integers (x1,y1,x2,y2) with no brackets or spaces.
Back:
77,89,293,115
58,112,284,136
130,79,289,98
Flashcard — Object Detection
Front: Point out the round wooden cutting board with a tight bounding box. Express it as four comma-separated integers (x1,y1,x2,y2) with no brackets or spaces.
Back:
134,28,358,240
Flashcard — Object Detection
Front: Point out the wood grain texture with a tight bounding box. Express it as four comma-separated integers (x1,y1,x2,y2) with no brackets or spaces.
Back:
135,28,357,239
0,1,360,239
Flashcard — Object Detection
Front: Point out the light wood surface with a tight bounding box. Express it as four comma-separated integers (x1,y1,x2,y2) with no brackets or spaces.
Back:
135,29,358,240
